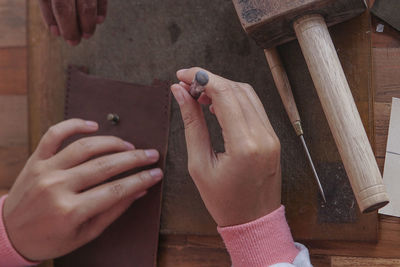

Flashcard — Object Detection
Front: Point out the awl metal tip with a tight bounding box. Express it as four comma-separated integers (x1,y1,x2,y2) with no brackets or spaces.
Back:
299,135,327,204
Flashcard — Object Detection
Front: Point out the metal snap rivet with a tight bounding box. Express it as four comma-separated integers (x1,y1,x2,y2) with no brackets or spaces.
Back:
107,113,120,125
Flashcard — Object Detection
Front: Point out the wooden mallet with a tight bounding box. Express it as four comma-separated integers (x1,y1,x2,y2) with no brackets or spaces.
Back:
232,0,389,213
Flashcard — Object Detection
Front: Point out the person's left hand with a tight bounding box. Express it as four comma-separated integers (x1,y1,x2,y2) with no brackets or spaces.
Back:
3,119,162,261
38,0,107,46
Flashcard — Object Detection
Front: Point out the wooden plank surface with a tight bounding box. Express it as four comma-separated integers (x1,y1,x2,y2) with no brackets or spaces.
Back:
25,0,400,266
371,17,400,48
371,0,400,166
0,47,27,94
304,214,400,259
0,96,28,189
373,48,400,103
372,47,400,170
374,102,392,169
0,0,28,192
157,212,400,266
331,256,400,266
28,2,64,152
0,0,26,47
158,234,230,266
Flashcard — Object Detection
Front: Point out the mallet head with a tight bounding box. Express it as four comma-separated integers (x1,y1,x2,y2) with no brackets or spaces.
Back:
232,0,367,48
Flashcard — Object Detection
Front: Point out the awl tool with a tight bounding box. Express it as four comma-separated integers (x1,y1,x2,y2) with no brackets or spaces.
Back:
265,48,327,203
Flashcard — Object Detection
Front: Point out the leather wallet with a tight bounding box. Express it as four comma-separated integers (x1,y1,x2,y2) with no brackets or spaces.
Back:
55,66,171,267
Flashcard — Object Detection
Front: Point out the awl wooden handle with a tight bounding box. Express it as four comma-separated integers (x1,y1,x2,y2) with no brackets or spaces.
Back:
293,14,389,213
265,48,303,136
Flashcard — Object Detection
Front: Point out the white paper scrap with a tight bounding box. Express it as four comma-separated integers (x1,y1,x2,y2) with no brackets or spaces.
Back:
379,97,400,217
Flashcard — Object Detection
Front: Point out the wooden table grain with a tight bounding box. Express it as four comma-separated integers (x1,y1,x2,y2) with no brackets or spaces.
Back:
0,0,28,192
22,0,400,266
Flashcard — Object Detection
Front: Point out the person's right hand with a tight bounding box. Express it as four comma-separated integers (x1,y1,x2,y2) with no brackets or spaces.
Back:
3,119,163,261
172,68,282,227
38,0,107,46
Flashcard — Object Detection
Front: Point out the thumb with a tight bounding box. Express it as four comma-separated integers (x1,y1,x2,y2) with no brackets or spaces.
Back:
171,84,213,174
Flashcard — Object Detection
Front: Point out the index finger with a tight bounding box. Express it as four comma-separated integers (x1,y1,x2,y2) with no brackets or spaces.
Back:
176,68,248,147
35,119,98,160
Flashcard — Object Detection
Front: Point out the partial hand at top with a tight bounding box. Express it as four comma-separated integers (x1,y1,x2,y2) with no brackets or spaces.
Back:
38,0,107,46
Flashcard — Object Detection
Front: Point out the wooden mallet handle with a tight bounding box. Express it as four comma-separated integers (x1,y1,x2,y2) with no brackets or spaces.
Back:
265,48,303,136
293,14,389,213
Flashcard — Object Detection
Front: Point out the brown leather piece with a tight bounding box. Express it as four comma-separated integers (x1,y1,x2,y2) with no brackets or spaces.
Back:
55,66,171,267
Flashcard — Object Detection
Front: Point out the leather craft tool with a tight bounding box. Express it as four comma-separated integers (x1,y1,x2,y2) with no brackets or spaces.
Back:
265,48,326,203
232,0,389,212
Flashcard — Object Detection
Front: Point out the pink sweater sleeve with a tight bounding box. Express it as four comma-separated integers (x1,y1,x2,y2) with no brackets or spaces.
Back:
0,195,39,267
218,205,300,267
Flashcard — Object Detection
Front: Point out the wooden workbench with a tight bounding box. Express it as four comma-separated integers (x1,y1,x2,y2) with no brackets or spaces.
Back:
0,0,398,266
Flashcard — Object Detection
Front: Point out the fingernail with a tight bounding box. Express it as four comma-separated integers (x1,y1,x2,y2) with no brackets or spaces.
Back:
97,16,105,24
83,33,92,39
50,25,60,36
177,69,188,76
210,105,215,114
124,141,135,150
150,168,163,180
171,86,185,106
85,121,98,128
145,149,159,161
67,40,80,46
135,191,147,200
